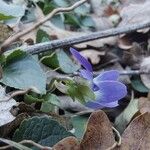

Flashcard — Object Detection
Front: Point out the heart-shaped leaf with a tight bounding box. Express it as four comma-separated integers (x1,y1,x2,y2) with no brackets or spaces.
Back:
1,50,46,94
13,116,73,147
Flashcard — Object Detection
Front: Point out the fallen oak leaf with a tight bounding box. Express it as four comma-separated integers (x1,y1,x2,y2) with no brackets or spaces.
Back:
0,113,28,137
52,136,80,150
80,110,116,150
80,50,105,65
0,85,18,127
118,112,150,149
0,24,13,43
119,0,150,33
140,56,150,89
120,0,146,6
138,96,150,114
115,93,150,134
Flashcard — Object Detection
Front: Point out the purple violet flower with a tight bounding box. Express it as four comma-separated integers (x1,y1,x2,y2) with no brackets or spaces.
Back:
70,48,127,109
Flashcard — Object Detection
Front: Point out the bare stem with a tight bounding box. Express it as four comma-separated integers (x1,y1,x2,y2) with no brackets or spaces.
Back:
0,89,31,102
112,126,121,146
16,21,150,55
94,70,150,76
106,126,121,150
0,139,52,150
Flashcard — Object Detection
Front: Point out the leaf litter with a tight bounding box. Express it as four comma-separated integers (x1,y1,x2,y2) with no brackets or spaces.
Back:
0,0,150,149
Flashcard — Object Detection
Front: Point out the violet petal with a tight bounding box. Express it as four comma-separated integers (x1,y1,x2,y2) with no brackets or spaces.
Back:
99,101,119,108
85,101,119,109
85,101,104,109
70,48,93,72
93,70,119,85
79,69,93,80
95,81,127,103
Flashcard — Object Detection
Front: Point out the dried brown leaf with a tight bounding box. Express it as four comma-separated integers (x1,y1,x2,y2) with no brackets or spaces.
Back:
0,24,12,43
122,42,144,69
52,136,80,150
140,57,150,89
80,110,116,150
0,113,28,137
118,35,133,50
138,97,150,114
80,50,105,65
92,15,113,31
119,0,150,32
118,113,150,150
0,86,18,127
90,0,106,17
120,0,146,6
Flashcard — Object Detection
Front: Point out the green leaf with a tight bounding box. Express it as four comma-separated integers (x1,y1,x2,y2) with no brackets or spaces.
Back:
41,50,79,73
0,138,32,150
41,1,56,15
13,116,73,147
0,54,6,66
24,93,44,104
0,1,25,18
0,13,15,21
36,29,50,43
40,94,61,113
67,78,95,104
131,75,149,93
81,16,95,28
64,14,81,27
74,4,90,16
44,93,60,106
1,50,46,94
53,0,69,7
71,115,89,139
114,98,139,134
40,101,55,113
57,50,80,73
51,14,65,29
41,52,58,69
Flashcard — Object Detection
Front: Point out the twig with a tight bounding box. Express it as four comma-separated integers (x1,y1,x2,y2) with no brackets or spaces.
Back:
0,0,87,51
49,69,150,80
106,142,118,150
0,89,30,102
71,109,94,117
106,127,121,150
0,139,52,150
13,20,150,55
119,70,150,75
112,126,121,146
94,70,150,76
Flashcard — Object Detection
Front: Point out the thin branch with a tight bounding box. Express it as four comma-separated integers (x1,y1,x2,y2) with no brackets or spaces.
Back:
94,70,150,76
0,89,31,102
13,20,150,55
119,70,150,75
106,142,118,150
71,109,94,118
0,139,52,150
0,0,87,51
106,127,122,150
112,126,121,146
